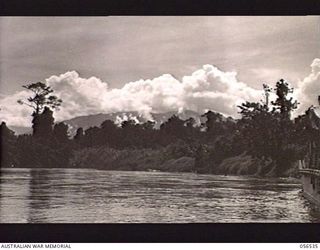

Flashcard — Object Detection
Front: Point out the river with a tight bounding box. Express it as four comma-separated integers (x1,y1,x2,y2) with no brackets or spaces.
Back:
1,168,320,223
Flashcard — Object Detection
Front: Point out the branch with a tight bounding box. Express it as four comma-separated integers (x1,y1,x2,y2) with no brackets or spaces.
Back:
17,100,37,110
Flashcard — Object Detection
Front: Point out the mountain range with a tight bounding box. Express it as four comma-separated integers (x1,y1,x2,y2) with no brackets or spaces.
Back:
9,110,210,136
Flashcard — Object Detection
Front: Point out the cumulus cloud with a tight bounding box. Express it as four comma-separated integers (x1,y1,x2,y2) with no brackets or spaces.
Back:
0,64,264,127
0,90,34,126
295,58,320,114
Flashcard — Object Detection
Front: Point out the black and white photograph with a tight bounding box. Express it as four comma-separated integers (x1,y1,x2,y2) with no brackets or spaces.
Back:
1,16,320,224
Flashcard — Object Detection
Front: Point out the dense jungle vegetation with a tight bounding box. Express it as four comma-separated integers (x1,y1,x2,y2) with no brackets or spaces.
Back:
1,79,318,177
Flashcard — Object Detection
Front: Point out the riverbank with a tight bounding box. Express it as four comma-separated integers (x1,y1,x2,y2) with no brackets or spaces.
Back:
2,143,299,178
215,153,299,178
67,146,299,178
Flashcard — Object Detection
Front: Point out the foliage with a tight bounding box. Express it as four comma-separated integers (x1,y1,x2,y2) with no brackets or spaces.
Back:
271,79,298,119
0,122,17,167
17,82,62,116
237,79,300,175
2,77,317,177
32,107,54,137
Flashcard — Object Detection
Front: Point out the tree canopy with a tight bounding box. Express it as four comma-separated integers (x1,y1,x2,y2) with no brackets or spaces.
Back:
17,82,62,116
1,77,317,176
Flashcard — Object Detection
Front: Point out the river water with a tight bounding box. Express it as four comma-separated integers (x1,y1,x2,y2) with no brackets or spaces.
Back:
1,168,320,223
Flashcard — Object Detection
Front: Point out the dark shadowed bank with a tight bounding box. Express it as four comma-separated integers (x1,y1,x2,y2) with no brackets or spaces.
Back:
68,145,299,177
0,79,317,178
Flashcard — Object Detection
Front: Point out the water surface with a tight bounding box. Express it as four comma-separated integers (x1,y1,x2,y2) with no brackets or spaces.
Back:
1,168,320,223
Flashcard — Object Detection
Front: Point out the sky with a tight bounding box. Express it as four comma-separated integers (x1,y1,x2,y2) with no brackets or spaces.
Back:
0,16,319,126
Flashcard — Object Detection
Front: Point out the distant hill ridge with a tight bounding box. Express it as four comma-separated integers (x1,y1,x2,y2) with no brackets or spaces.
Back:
64,110,204,135
9,110,234,136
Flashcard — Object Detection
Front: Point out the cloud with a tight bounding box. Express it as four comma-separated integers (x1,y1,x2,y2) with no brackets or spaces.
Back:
295,58,320,114
0,64,264,127
0,90,34,126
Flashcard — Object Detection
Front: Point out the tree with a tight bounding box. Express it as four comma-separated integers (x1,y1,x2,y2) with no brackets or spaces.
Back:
17,82,62,116
262,84,272,110
271,79,298,119
100,120,119,147
120,119,144,148
53,122,69,142
201,111,234,143
74,128,84,141
17,82,62,137
160,115,186,140
237,80,300,175
0,122,17,167
32,107,54,137
237,101,267,120
83,126,101,147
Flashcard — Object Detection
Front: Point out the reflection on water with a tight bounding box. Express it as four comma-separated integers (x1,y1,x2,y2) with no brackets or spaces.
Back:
1,168,320,223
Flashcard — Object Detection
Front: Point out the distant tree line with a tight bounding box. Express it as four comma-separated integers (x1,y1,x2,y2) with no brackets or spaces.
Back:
0,79,318,176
